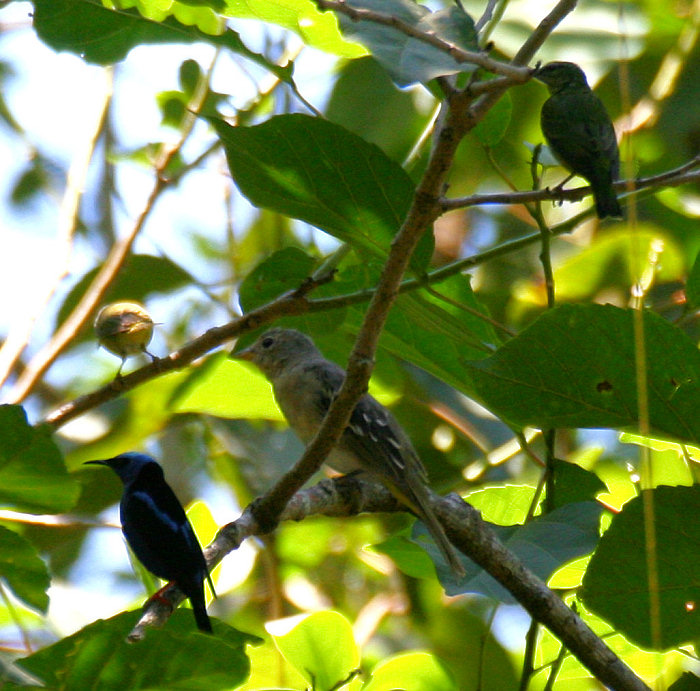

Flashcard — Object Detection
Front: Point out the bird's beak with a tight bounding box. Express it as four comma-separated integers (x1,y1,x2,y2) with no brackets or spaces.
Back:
84,460,108,467
232,345,254,362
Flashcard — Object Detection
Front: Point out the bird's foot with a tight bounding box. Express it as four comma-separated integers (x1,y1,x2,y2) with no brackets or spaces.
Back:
145,583,175,612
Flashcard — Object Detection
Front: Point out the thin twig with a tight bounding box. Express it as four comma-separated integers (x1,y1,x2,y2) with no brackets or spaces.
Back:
313,0,530,81
441,156,700,210
41,157,698,430
6,60,217,405
0,68,113,389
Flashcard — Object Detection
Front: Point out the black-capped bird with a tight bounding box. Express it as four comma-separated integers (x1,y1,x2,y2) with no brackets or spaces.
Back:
235,328,465,577
536,61,622,219
85,452,214,632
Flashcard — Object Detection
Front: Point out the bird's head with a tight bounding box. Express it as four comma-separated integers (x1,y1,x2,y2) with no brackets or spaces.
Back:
85,452,159,485
233,328,321,379
535,61,589,93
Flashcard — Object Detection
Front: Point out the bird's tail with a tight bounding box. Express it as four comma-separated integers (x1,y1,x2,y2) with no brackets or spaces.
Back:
401,479,466,579
187,583,213,633
593,182,623,219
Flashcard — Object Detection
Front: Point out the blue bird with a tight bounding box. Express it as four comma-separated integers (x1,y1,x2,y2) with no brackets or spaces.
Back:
85,452,214,633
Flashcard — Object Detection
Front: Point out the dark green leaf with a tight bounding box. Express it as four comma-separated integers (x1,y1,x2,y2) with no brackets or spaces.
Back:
686,250,700,310
236,247,347,340
55,254,193,335
0,526,50,613
371,273,497,392
0,405,80,514
326,56,424,163
337,0,477,87
669,672,700,691
179,59,203,95
472,92,512,147
469,304,700,444
551,459,607,508
32,0,293,82
414,499,604,600
16,610,259,689
238,247,316,312
581,484,700,649
210,114,434,272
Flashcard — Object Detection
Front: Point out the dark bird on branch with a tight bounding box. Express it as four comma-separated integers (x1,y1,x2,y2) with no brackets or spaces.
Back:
85,452,214,633
536,61,623,219
235,328,465,578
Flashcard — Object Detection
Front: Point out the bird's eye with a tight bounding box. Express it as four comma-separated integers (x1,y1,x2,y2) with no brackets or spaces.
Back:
261,337,274,349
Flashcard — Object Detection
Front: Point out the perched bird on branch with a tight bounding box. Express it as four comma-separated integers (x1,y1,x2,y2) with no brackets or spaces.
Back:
536,61,623,219
85,452,214,633
235,328,465,577
94,301,157,377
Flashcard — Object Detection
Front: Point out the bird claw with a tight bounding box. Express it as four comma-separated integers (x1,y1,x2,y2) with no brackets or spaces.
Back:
145,583,176,613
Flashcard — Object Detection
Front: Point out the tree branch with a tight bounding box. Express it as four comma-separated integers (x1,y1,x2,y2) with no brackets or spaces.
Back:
41,156,697,431
313,0,530,81
127,478,650,691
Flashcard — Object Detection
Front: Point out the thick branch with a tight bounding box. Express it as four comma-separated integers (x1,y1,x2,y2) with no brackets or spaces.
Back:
127,479,649,690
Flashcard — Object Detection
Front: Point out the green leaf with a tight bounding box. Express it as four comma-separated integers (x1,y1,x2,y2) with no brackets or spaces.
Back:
220,0,365,58
363,273,497,394
326,56,424,163
686,250,700,310
465,484,537,525
337,0,478,87
365,652,456,691
469,303,700,445
32,0,293,81
210,114,434,272
551,459,607,508
55,254,192,335
238,247,316,312
270,611,360,690
0,527,50,613
581,484,700,649
170,352,284,420
16,610,258,689
669,673,700,691
0,405,80,513
553,228,684,302
415,499,604,600
472,91,512,147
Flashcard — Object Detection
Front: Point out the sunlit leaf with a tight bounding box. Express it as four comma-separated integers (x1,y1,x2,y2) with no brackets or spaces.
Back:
210,114,434,272
269,611,360,690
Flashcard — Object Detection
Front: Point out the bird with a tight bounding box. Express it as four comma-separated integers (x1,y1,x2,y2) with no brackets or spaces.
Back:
85,452,214,633
535,61,623,219
94,301,157,377
235,328,465,577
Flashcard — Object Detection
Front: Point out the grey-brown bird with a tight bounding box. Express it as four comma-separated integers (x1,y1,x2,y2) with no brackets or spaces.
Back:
235,328,465,577
536,61,622,219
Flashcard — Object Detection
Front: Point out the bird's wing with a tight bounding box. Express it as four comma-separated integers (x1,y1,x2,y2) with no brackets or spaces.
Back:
302,359,428,486
121,467,207,584
542,91,618,180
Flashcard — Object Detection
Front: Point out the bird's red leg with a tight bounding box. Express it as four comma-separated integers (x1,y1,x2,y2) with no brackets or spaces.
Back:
144,582,176,612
